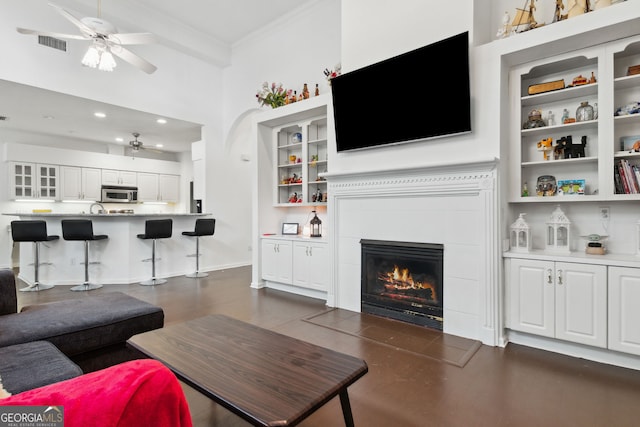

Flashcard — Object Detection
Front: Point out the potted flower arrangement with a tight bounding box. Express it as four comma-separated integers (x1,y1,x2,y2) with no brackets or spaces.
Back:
256,82,288,108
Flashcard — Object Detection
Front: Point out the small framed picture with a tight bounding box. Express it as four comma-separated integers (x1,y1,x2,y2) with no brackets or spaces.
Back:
557,179,585,196
282,223,299,235
620,135,640,152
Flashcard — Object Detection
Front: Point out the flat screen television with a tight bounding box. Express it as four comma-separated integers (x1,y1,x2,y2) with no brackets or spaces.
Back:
331,31,471,152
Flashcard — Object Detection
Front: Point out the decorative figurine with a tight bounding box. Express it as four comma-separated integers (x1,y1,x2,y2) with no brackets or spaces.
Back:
537,137,555,160
547,110,556,126
523,109,546,129
536,175,557,197
496,11,514,39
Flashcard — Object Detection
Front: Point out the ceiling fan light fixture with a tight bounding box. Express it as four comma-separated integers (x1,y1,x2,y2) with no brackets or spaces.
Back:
81,45,100,68
98,49,116,71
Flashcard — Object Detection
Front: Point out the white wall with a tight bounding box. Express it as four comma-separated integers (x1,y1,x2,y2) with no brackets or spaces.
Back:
0,1,230,271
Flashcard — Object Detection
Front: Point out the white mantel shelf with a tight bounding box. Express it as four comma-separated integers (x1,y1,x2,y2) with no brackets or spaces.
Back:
322,157,499,182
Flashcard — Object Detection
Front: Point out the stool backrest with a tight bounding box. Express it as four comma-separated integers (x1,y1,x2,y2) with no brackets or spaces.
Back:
195,218,216,236
11,220,49,242
61,220,94,241
145,219,173,239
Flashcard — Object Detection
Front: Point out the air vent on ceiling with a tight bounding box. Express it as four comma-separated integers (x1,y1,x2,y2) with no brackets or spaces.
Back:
38,35,67,52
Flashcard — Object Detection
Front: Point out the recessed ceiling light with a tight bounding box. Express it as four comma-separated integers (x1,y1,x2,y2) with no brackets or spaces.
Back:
94,112,106,118
156,118,167,124
155,144,164,148
115,137,123,142
43,115,55,120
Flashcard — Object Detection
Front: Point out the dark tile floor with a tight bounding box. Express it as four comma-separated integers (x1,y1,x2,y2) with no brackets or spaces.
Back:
16,266,640,427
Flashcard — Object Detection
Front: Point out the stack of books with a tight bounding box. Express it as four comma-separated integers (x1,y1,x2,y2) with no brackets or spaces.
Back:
614,159,640,194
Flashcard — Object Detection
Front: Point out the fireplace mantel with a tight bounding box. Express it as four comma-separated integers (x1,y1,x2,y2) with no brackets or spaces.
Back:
324,158,502,346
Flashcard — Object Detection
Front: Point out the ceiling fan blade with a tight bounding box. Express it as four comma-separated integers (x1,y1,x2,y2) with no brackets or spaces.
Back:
16,27,91,40
48,2,97,37
107,32,156,45
110,45,157,74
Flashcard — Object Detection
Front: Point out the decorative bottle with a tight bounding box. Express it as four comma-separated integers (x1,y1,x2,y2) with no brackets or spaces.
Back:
302,83,309,99
576,101,594,122
315,83,320,96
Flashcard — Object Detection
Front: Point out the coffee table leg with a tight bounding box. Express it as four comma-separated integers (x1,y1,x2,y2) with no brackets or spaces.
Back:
339,390,355,427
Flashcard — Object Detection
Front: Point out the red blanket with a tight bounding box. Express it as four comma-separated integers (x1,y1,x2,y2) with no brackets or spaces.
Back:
1,359,193,427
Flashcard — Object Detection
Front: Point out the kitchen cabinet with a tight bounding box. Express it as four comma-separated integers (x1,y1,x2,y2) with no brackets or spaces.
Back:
261,239,293,284
102,169,137,187
506,257,607,348
9,162,59,200
137,173,179,203
60,166,101,201
608,266,640,356
292,240,328,291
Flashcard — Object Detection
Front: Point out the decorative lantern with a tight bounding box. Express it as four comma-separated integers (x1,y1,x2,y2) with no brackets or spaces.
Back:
310,211,322,237
510,213,531,253
545,205,571,253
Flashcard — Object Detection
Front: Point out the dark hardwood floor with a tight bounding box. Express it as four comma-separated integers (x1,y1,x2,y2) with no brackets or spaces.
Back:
16,266,640,427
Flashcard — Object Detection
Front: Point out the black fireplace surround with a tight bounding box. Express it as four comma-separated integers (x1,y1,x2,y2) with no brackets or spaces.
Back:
361,239,443,330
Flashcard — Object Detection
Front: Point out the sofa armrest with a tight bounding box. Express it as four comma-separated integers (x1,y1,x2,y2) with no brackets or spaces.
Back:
0,269,17,316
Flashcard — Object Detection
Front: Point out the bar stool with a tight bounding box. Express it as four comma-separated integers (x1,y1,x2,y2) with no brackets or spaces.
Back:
137,219,172,286
10,220,59,292
182,218,216,278
61,219,108,291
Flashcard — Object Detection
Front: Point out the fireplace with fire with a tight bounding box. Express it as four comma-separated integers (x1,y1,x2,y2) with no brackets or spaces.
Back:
361,239,443,330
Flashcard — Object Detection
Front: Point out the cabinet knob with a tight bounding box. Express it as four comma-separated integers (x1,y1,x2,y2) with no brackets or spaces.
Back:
557,270,563,285
547,269,553,284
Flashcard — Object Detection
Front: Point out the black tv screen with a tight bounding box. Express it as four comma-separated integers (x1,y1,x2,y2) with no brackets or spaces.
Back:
331,31,471,152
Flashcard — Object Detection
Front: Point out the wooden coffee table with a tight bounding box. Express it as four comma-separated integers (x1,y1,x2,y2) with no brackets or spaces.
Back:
128,314,368,427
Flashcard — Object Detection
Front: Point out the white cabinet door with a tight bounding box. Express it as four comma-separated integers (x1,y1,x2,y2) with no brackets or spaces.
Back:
555,262,607,348
292,241,328,291
60,166,82,200
137,172,159,202
608,267,640,356
506,258,606,348
159,174,179,202
102,169,137,186
82,167,102,201
61,167,101,201
261,239,292,284
507,258,555,338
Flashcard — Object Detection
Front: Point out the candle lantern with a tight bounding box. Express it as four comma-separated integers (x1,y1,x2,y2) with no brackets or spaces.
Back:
310,211,322,237
545,205,571,253
510,213,531,253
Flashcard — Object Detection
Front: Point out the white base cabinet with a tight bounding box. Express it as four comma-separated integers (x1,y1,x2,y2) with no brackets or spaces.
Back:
608,266,640,356
292,240,328,291
261,237,328,292
261,239,293,285
506,258,607,348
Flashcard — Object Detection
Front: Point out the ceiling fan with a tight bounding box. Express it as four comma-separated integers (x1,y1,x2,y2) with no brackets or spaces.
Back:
17,1,157,74
129,132,163,157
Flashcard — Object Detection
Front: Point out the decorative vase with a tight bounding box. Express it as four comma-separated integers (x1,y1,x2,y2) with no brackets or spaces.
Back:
576,101,594,122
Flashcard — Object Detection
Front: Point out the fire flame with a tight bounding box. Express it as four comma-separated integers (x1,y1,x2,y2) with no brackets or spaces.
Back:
378,265,438,302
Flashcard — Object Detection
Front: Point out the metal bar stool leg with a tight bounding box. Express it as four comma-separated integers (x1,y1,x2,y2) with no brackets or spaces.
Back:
141,239,167,286
20,242,54,292
186,236,208,278
70,240,103,291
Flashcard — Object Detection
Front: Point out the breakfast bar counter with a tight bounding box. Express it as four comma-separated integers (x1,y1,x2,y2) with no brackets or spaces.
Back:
4,212,211,287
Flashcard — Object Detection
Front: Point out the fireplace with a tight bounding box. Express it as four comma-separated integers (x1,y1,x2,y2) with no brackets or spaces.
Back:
361,239,444,330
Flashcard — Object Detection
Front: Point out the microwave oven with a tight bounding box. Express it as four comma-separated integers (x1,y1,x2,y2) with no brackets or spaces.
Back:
101,186,138,203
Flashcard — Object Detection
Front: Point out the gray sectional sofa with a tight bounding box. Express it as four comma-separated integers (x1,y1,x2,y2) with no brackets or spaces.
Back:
0,269,164,394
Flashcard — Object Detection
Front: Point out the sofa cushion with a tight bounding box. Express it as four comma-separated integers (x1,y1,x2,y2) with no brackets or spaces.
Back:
0,341,83,394
0,292,164,356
